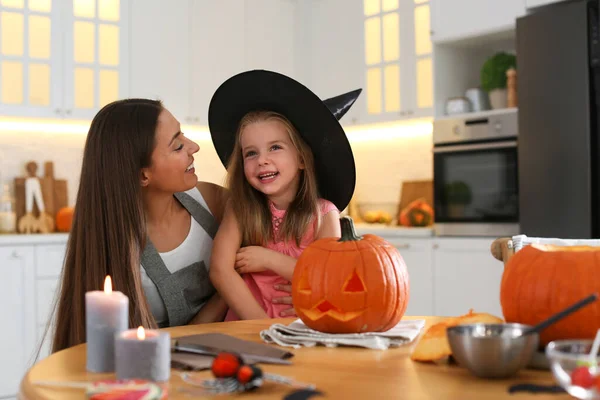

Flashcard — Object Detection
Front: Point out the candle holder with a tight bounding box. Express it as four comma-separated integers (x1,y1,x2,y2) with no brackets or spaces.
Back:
115,326,171,382
85,275,129,373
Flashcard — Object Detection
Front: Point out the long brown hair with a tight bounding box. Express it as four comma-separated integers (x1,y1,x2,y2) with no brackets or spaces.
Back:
50,99,162,353
226,111,320,246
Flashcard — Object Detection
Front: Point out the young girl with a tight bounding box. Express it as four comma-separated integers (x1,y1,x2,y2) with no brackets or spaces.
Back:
208,70,361,320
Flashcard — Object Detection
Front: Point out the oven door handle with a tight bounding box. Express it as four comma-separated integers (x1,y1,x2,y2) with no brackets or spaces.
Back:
433,140,517,153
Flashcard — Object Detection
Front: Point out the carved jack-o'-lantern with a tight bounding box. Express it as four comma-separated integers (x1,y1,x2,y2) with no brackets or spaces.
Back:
292,216,410,333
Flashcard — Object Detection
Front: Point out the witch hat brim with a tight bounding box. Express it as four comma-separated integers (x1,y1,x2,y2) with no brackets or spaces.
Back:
208,70,361,211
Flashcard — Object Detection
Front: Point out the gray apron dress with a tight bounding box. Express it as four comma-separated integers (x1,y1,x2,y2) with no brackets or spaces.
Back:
141,192,219,328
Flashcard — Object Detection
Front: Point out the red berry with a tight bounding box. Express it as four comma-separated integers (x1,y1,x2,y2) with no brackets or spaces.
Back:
236,364,263,385
571,366,594,388
211,352,243,378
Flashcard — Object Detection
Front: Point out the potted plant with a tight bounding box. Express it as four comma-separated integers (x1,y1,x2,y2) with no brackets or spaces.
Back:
444,181,472,218
480,52,517,109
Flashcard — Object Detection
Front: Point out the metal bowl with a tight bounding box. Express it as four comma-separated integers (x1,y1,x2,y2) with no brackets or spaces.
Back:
447,323,539,379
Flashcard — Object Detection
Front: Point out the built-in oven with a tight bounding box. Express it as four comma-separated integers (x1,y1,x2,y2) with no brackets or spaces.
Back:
433,111,520,237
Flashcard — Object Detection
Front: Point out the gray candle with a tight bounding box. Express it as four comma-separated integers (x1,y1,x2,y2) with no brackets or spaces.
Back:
115,327,171,382
85,275,129,372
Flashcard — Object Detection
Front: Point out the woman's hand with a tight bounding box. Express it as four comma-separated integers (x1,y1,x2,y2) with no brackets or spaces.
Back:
272,283,297,317
234,246,272,274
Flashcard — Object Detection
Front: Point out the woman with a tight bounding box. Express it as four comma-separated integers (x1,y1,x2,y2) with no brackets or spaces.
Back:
50,99,295,353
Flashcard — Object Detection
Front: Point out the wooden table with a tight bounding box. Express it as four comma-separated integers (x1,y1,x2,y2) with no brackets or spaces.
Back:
19,316,569,399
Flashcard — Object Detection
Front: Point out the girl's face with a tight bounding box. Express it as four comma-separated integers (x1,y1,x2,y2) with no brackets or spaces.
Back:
240,119,304,205
142,108,200,193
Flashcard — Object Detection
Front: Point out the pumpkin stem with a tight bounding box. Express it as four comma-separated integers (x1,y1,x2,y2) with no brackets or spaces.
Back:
338,216,363,242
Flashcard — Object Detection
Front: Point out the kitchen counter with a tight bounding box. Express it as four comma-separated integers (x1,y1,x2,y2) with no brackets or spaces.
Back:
0,232,69,245
354,223,434,237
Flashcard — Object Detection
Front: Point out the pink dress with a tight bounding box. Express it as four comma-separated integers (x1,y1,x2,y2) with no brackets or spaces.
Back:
224,198,338,321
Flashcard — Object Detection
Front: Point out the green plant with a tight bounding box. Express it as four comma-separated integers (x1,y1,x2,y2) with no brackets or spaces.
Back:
480,52,517,92
444,181,472,205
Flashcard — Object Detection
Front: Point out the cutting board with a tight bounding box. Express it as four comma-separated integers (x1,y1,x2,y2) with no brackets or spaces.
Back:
14,161,68,232
398,180,433,213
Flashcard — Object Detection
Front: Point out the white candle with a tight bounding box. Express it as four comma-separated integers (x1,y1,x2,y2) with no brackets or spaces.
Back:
115,326,171,382
85,275,129,372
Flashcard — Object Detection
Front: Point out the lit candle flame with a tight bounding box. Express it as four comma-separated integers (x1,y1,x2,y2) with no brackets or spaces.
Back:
137,326,146,340
104,275,112,294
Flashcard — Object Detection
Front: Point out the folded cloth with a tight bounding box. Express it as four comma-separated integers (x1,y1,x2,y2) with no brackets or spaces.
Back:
260,318,426,350
512,234,600,252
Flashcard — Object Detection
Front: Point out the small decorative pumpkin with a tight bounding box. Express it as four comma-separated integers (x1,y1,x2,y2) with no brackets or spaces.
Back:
292,216,410,333
501,244,600,345
398,198,434,227
55,206,74,232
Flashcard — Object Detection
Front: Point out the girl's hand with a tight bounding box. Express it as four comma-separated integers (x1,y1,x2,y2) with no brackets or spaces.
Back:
272,283,297,317
235,246,272,274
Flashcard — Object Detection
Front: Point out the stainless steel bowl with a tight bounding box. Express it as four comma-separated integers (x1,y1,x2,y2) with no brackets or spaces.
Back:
447,323,539,379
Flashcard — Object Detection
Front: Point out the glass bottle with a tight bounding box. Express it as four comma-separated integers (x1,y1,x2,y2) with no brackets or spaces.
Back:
0,183,16,233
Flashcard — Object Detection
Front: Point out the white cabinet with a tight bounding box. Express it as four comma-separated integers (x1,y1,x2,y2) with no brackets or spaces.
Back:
0,0,128,119
525,0,564,8
0,238,65,399
0,245,35,398
189,2,245,126
305,0,433,126
130,0,297,127
302,0,364,125
388,238,433,316
431,238,504,317
129,0,190,122
430,0,526,43
244,0,296,77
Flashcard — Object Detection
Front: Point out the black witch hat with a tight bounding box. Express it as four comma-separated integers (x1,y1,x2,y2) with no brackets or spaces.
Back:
208,70,361,211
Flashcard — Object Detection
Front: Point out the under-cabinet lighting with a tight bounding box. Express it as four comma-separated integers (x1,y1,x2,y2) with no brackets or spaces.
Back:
0,118,432,143
0,117,91,134
344,118,433,143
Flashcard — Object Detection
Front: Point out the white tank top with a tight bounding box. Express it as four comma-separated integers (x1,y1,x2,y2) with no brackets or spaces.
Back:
140,187,214,325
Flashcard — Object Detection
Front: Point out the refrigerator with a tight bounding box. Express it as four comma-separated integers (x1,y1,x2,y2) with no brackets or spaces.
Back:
517,0,600,239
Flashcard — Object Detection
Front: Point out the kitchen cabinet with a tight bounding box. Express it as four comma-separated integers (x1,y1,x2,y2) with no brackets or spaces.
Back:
302,0,364,125
0,238,66,399
130,0,296,127
129,0,190,122
304,0,433,126
431,238,505,317
0,245,35,399
387,237,434,316
0,0,129,119
429,0,526,43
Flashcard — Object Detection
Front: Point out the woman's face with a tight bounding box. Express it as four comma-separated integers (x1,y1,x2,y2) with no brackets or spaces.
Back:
142,108,200,193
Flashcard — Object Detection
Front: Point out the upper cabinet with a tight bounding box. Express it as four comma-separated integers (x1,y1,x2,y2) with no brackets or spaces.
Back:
64,0,128,120
130,0,296,127
0,0,128,119
430,0,526,43
303,0,434,126
362,0,434,121
129,0,191,122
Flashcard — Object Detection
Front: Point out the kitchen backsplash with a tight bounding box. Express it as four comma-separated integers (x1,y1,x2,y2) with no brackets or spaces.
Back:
0,126,433,207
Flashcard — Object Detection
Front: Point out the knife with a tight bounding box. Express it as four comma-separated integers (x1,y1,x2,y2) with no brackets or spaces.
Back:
170,339,293,366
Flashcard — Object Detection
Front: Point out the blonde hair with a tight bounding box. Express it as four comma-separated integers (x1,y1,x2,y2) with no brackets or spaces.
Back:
226,111,320,246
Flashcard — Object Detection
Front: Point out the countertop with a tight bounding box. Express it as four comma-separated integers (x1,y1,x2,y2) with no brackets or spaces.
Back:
354,223,434,237
0,232,69,245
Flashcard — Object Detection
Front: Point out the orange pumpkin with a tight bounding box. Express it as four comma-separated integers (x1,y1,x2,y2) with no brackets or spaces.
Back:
501,244,600,345
55,207,74,232
292,216,410,333
399,198,434,227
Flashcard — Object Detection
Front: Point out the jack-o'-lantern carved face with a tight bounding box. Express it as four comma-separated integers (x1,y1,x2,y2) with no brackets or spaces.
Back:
292,217,410,334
